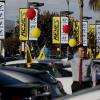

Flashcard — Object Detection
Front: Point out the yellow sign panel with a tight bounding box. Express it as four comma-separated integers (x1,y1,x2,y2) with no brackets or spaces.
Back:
89,24,96,50
19,8,28,40
89,24,96,34
73,21,80,45
52,17,60,44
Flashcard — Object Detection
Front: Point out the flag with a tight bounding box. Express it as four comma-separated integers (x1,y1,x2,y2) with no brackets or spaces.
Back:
25,44,32,67
96,52,100,59
37,45,46,60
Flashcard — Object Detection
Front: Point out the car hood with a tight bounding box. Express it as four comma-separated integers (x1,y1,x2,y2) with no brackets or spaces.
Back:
0,67,44,87
0,67,57,85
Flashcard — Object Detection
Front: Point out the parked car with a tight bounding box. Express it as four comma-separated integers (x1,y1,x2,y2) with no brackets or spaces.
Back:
1,64,66,99
5,60,72,95
54,85,100,100
0,66,51,100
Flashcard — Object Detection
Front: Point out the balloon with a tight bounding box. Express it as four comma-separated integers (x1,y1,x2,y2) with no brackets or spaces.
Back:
26,8,36,20
69,38,76,47
63,25,71,33
31,27,41,38
57,48,60,51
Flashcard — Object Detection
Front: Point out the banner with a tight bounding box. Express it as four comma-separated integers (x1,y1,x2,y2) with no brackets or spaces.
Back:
89,24,96,48
29,9,38,40
73,21,80,44
19,8,28,41
52,17,60,44
61,17,68,44
89,24,96,34
0,1,5,39
83,21,88,46
96,24,100,48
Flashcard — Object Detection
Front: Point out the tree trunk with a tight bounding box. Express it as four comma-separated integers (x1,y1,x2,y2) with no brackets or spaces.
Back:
78,0,83,44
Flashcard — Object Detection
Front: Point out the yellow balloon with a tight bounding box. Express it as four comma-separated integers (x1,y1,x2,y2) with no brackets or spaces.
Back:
57,48,60,51
69,38,76,47
31,27,41,38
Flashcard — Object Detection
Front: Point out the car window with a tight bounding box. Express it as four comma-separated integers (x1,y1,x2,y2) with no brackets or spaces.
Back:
36,71,57,83
31,63,72,78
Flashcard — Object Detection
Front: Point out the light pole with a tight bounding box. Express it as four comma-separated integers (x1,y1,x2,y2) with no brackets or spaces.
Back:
78,0,84,44
60,10,74,57
27,1,44,55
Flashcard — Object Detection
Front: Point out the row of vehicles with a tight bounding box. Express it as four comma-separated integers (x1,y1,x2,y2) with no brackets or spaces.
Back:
0,55,100,99
0,55,67,100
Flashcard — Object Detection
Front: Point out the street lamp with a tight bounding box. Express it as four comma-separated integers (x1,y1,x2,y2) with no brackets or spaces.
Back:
28,2,44,14
60,11,74,16
28,2,44,8
83,16,92,20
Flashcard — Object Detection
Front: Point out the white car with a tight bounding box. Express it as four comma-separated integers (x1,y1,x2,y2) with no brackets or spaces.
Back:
55,85,100,100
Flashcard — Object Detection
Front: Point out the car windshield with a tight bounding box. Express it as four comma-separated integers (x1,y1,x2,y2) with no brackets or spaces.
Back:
31,63,72,78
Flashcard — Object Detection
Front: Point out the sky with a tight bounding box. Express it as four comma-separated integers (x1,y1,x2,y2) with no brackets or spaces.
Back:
5,0,100,23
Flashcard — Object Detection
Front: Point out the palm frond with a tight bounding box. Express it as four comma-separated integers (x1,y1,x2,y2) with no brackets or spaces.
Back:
89,0,100,11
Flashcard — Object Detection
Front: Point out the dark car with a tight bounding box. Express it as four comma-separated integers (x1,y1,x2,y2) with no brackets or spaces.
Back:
0,66,66,99
0,66,52,100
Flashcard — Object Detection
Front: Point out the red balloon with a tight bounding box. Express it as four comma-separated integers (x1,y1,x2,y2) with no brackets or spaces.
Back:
63,25,71,33
26,8,36,20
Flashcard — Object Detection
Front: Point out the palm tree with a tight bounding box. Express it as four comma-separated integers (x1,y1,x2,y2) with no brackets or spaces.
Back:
78,0,100,44
66,0,69,11
78,0,83,44
65,0,83,44
89,0,100,11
